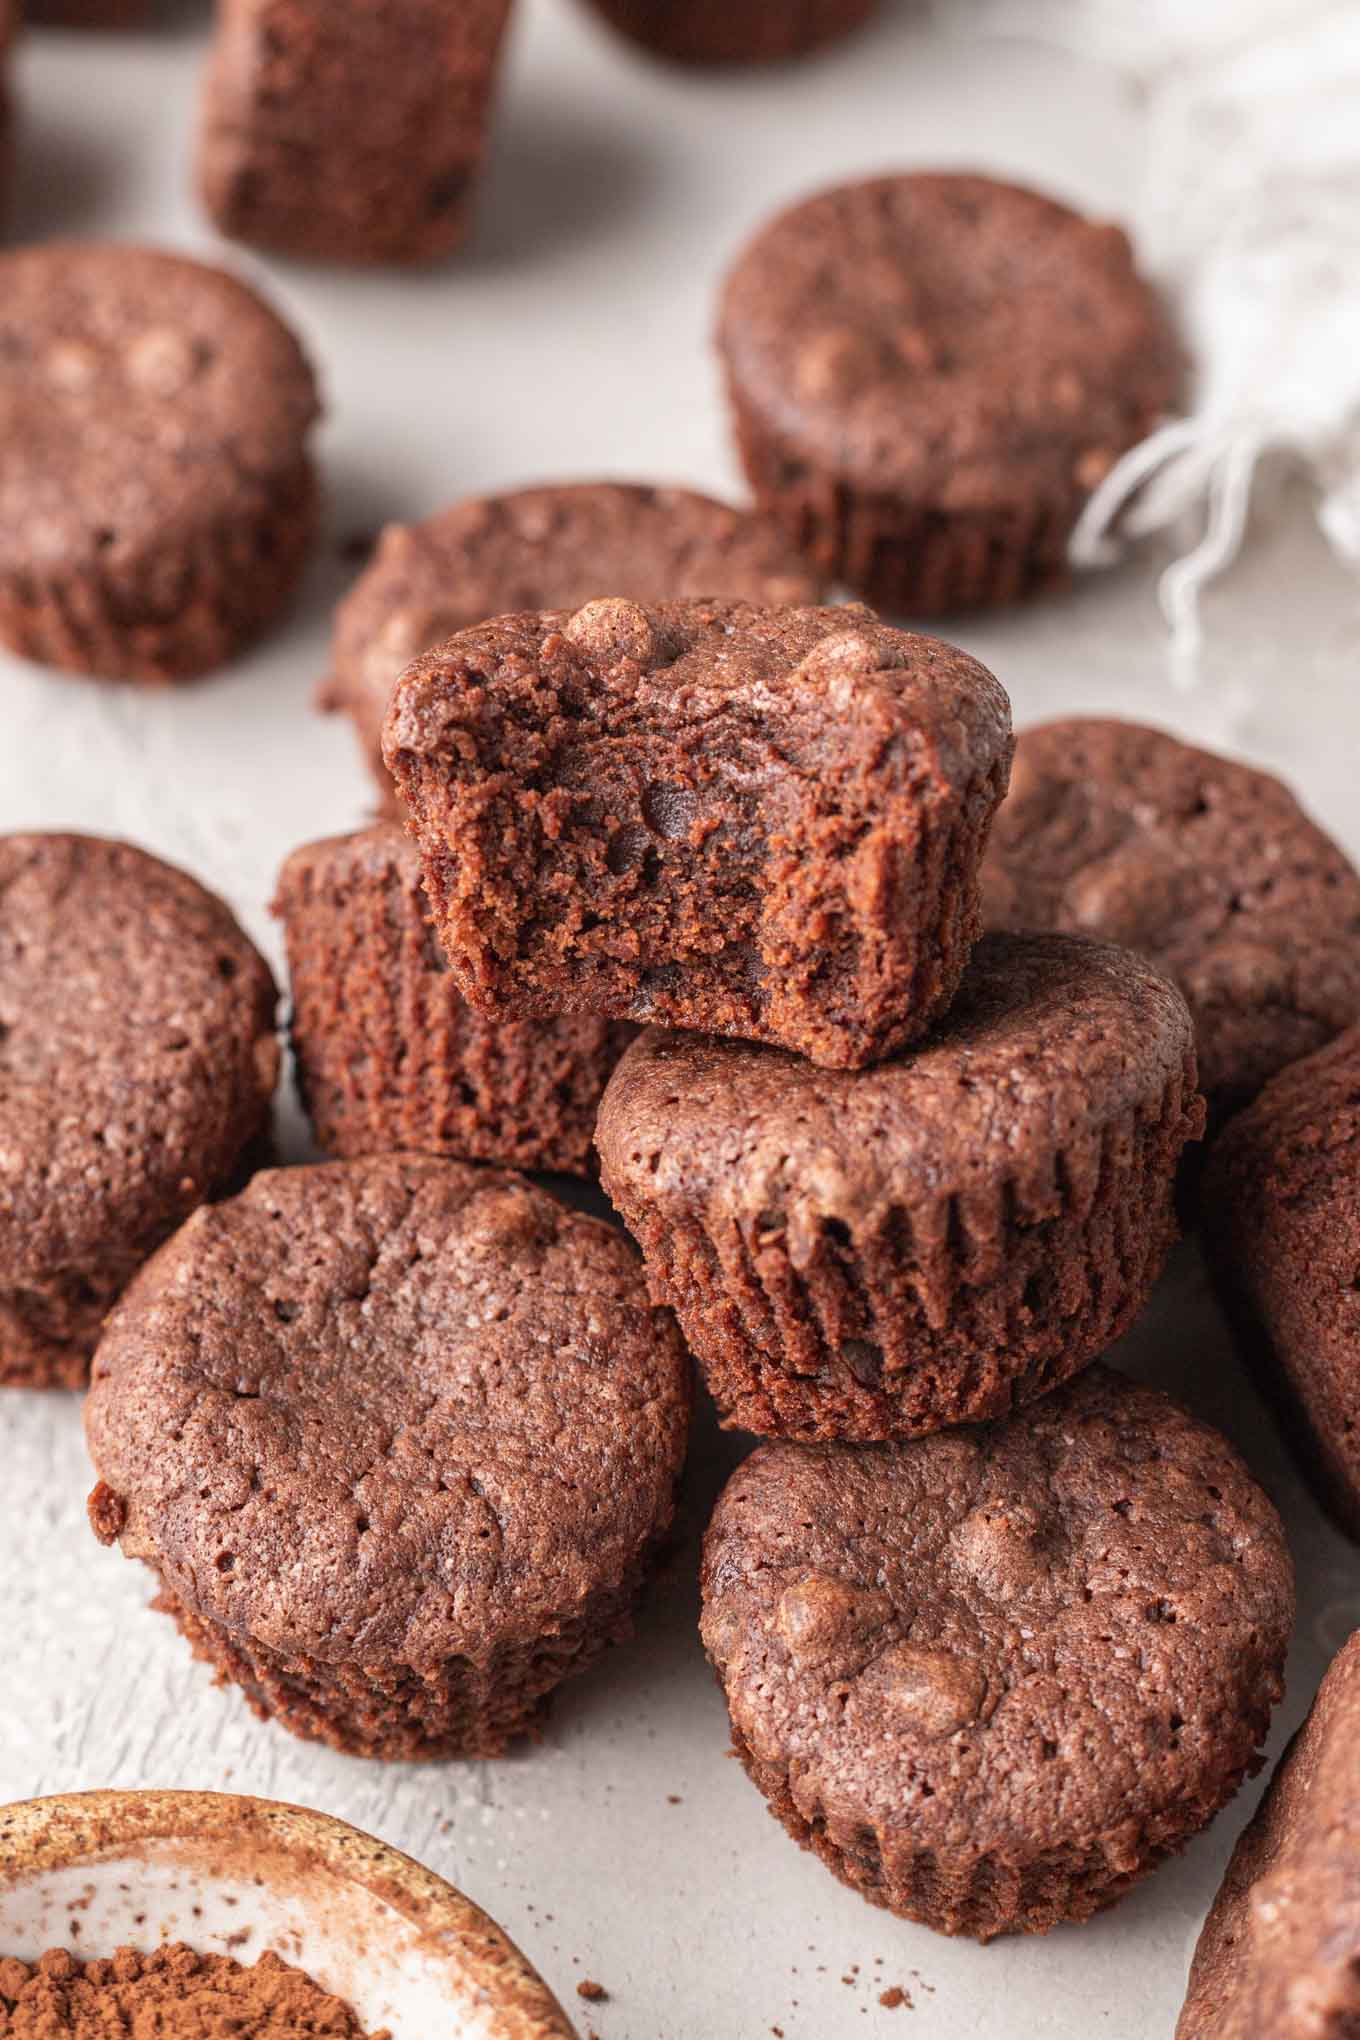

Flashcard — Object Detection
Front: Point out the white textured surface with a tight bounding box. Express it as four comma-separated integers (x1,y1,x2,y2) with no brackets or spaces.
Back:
2,5,1360,2037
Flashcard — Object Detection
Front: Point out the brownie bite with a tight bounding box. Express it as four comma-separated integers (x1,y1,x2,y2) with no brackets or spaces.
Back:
274,824,634,1176
718,172,1179,613
580,0,878,65
198,0,513,264
702,1366,1294,1941
1201,1027,1360,1540
324,481,822,804
385,600,1012,1071
599,931,1203,1440
0,242,320,683
984,718,1360,1123
86,1155,691,1760
0,834,279,1389
1178,1631,1360,2039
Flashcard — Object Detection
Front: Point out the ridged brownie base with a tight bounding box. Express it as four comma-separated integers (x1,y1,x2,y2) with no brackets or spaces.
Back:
729,389,1079,616
728,1717,1270,1941
585,0,879,64
610,1056,1201,1440
156,1569,651,1761
0,456,318,683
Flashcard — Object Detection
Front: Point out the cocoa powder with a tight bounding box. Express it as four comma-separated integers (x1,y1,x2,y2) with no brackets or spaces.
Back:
0,1944,389,2036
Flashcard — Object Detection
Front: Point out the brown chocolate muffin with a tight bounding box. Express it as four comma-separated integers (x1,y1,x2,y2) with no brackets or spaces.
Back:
718,172,1179,614
984,719,1360,1123
701,1365,1294,1941
1178,1630,1360,2039
0,834,279,1390
0,243,320,683
580,0,878,65
197,0,513,264
274,823,634,1176
324,482,822,804
598,931,1204,1441
1201,1027,1360,1541
385,599,1012,1071
85,1155,691,1760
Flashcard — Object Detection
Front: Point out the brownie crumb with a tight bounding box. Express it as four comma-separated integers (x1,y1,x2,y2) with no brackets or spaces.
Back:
577,1978,608,2002
880,1985,911,2009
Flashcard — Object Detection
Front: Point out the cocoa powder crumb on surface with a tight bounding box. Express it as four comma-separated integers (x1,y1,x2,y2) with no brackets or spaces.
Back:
880,1985,912,2009
576,1978,608,2002
0,1943,387,2037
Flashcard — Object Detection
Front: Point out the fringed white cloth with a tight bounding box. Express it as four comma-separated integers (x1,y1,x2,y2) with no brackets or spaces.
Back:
951,0,1360,667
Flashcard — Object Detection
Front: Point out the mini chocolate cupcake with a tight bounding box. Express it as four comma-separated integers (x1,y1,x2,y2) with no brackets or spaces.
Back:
198,0,513,264
1178,1630,1360,2039
274,824,634,1176
580,0,878,65
86,1155,691,1760
1201,1027,1360,1541
324,481,821,804
718,172,1179,613
598,931,1204,1441
385,599,1012,1071
0,834,279,1389
0,243,320,683
984,718,1360,1123
702,1365,1294,1941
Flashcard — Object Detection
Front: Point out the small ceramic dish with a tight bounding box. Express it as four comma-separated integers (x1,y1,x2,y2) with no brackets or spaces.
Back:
0,1789,577,2038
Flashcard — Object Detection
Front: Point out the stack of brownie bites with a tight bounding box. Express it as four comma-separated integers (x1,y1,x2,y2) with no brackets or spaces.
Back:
5,111,1358,2015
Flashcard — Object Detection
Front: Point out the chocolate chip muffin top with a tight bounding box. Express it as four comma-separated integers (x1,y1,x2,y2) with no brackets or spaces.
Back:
86,1155,691,1666
718,172,1179,508
598,931,1197,1231
0,833,279,1284
328,481,821,753
0,243,320,576
1179,1631,1360,2040
983,718,1360,1117
702,1365,1293,1858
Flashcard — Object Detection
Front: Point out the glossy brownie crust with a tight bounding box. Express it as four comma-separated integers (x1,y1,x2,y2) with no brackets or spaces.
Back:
0,243,320,683
385,599,1012,1070
274,824,633,1176
86,1156,691,1759
324,482,821,803
719,173,1178,614
0,834,278,1389
198,0,513,263
1201,1027,1360,1540
985,718,1360,1121
1178,1631,1360,2039
702,1367,1294,1941
598,932,1203,1440
584,0,878,64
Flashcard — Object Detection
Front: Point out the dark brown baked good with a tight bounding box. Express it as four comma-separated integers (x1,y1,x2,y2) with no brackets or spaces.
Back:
0,833,279,1390
1201,1026,1360,1540
701,1364,1294,1940
0,243,320,683
1178,1630,1360,2040
385,599,1012,1071
0,0,14,219
197,0,513,264
324,482,822,804
85,1154,691,1759
598,931,1203,1441
273,823,633,1175
580,0,878,64
718,172,1179,614
984,718,1360,1123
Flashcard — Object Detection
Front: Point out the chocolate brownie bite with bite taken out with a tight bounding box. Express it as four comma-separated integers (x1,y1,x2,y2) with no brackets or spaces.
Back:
702,1365,1294,1940
384,598,1012,1071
